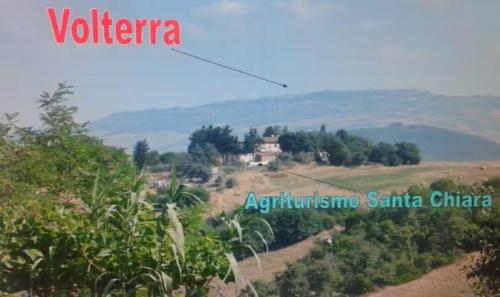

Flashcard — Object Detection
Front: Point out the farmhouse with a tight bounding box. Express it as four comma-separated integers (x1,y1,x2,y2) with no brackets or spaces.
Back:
232,136,282,165
259,137,282,153
255,152,280,164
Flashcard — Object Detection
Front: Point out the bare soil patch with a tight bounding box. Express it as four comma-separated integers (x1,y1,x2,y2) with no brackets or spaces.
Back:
366,254,477,297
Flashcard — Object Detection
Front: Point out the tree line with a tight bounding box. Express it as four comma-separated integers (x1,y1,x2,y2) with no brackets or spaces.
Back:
132,125,289,182
133,124,421,183
278,128,420,167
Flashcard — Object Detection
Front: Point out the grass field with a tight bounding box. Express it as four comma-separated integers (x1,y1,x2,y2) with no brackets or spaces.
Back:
208,161,499,216
324,166,446,193
273,162,499,194
326,167,424,192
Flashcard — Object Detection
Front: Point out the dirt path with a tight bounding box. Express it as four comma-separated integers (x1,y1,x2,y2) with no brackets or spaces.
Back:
209,227,341,297
366,254,477,297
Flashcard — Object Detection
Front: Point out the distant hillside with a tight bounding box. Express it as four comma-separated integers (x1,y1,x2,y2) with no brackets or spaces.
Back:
89,89,500,152
353,124,500,161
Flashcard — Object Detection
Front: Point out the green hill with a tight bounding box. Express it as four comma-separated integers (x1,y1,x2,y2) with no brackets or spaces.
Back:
89,89,500,154
353,124,500,161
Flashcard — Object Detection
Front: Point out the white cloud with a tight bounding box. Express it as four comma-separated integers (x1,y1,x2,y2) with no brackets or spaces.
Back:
182,22,208,41
190,1,255,41
274,0,335,19
194,1,251,18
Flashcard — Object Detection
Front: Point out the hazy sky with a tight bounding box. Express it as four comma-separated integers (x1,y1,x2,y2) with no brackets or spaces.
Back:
1,0,499,126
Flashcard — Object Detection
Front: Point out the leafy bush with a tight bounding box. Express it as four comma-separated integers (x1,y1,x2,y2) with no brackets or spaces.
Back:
292,152,314,164
225,177,237,189
178,163,212,183
466,178,500,297
277,152,294,162
267,159,283,172
430,178,457,192
264,209,334,248
155,181,210,209
0,84,270,297
240,280,278,297
268,155,295,172
0,174,233,296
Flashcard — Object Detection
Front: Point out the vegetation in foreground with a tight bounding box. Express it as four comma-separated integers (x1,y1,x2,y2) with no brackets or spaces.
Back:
240,178,500,297
0,84,273,297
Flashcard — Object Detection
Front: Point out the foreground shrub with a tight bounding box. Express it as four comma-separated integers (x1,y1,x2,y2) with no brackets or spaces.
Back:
466,178,500,297
225,177,237,189
0,84,271,297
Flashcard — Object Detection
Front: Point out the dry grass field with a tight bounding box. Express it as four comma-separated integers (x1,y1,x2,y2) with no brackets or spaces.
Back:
208,161,500,216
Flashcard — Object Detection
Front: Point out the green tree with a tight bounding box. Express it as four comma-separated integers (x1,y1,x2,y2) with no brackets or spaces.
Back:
278,132,316,154
145,150,161,166
243,127,261,153
369,142,401,166
37,83,83,139
467,178,500,297
396,142,420,165
387,152,402,166
263,125,285,137
0,83,133,199
350,152,367,166
320,124,327,134
133,139,149,169
277,263,310,297
336,129,349,143
159,152,176,165
190,143,219,166
323,135,350,166
188,125,239,156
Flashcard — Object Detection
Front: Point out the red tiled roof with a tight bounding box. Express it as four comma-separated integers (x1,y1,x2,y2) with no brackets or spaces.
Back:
261,137,278,143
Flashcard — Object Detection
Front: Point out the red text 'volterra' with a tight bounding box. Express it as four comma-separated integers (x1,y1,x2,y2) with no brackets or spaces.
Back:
47,8,181,46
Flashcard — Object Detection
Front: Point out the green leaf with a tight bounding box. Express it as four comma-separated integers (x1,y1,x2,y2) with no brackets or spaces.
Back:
23,249,43,262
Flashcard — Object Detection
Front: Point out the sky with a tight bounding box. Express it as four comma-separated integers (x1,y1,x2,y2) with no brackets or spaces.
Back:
1,0,499,126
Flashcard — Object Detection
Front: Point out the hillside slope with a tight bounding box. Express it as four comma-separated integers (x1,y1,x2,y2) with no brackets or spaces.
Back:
89,89,500,152
206,162,497,296
366,254,476,297
353,124,500,161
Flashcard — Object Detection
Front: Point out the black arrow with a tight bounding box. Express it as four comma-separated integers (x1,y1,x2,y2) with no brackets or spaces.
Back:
170,48,287,88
